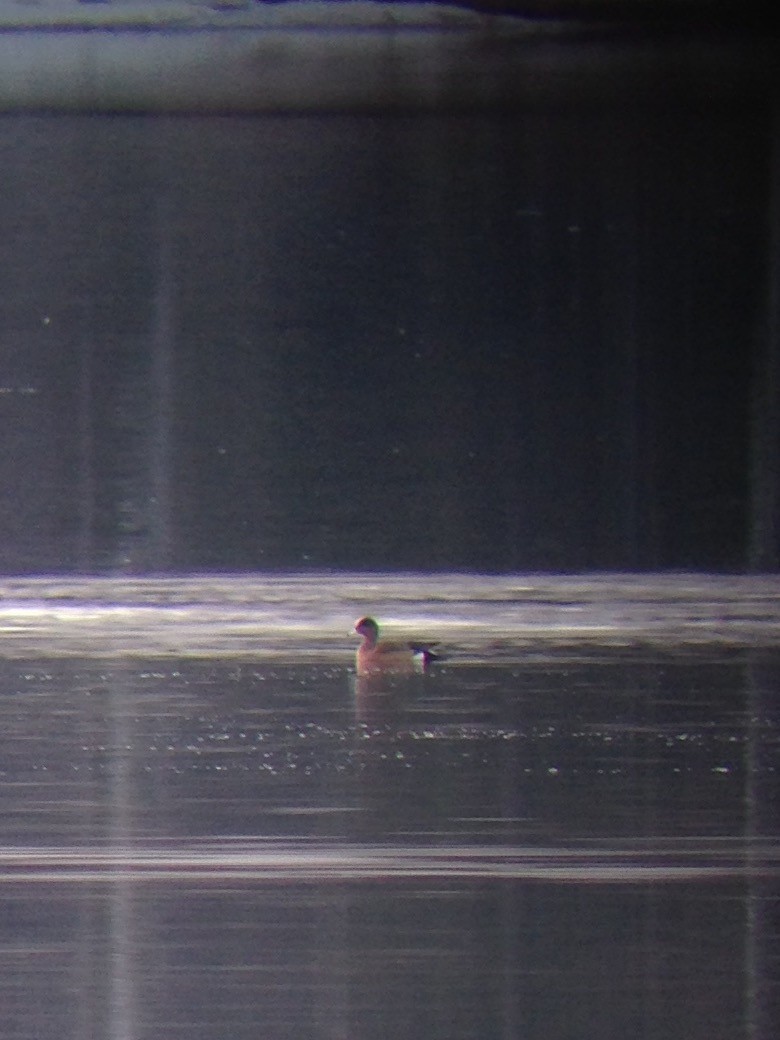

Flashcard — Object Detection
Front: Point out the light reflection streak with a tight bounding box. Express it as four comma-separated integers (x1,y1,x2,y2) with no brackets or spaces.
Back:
0,841,776,884
0,572,779,659
107,668,137,1040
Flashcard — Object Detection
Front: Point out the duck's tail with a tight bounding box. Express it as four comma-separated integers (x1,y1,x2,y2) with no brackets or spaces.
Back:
409,643,440,670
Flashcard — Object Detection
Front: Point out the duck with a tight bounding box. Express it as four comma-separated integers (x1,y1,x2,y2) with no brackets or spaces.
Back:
353,616,437,677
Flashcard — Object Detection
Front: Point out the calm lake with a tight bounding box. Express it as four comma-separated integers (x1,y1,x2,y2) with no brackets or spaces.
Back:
1,573,778,1039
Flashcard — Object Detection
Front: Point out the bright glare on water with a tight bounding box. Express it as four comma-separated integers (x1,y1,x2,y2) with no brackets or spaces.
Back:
0,573,778,1039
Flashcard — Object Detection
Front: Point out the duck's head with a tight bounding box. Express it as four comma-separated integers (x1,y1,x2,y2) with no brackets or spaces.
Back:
354,616,379,642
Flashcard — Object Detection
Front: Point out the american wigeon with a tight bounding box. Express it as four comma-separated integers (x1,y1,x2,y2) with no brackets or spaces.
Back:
353,616,437,677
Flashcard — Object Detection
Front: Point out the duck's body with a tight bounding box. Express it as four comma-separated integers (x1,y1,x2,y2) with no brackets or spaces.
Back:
354,616,436,677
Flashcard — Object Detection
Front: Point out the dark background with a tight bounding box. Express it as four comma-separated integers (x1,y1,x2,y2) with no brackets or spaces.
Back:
0,9,777,574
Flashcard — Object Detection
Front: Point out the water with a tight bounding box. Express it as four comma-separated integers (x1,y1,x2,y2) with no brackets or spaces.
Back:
1,573,778,1039
2,105,771,576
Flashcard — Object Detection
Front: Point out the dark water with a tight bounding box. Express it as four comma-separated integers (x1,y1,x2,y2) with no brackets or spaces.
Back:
1,576,778,1039
1,94,774,576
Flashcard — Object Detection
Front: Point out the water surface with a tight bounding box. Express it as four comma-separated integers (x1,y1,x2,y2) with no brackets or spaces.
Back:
1,574,778,1039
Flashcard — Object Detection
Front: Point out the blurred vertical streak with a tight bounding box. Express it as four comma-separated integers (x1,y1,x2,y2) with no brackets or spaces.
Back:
749,103,780,571
612,153,642,570
108,668,138,1040
78,305,96,571
498,703,523,1038
149,192,175,570
743,651,776,1040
